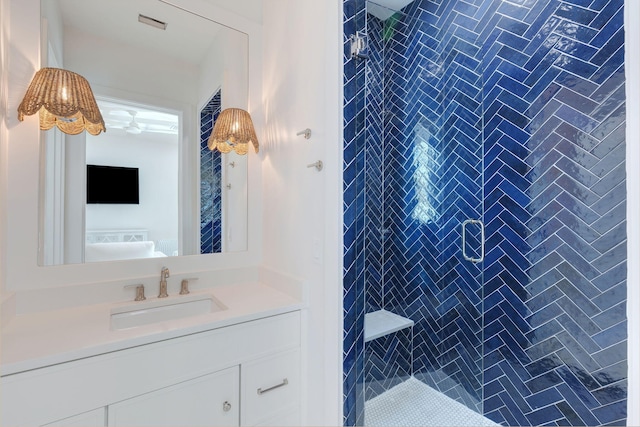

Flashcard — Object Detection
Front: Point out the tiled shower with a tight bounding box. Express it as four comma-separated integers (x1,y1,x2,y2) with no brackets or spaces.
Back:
343,0,627,425
200,89,222,254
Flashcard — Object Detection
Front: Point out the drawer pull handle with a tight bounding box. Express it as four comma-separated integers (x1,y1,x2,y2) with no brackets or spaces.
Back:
257,378,289,395
223,401,232,412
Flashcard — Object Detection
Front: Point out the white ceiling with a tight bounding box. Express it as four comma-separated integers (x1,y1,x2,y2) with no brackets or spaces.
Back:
57,0,256,67
202,0,263,24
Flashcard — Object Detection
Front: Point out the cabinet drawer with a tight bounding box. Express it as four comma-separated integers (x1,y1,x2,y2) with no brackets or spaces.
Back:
241,349,300,426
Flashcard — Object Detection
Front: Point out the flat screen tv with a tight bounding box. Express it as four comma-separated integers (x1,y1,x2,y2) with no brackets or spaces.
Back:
86,165,139,204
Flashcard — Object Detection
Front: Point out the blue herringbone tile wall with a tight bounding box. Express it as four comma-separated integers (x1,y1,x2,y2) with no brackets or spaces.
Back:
365,329,413,400
344,1,367,425
343,0,627,426
200,90,222,254
480,0,627,425
381,0,486,414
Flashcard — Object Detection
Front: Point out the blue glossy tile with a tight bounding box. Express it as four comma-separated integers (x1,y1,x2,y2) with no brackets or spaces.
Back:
497,391,531,426
524,1,560,36
555,54,598,81
525,334,564,361
593,320,626,348
556,19,598,42
557,400,586,425
526,28,561,65
526,370,565,394
591,178,626,216
591,7,623,48
564,0,593,6
593,300,626,331
556,366,601,408
556,382,601,424
554,121,600,150
556,87,599,114
592,399,627,425
591,0,623,28
591,29,625,67
555,36,598,61
496,1,529,21
344,0,627,425
593,362,627,389
556,3,597,25
497,44,530,66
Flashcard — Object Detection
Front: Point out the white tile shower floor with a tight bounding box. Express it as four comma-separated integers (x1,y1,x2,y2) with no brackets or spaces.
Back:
365,377,500,426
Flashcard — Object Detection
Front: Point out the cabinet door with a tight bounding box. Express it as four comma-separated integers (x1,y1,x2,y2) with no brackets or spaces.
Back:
108,366,239,427
41,408,106,427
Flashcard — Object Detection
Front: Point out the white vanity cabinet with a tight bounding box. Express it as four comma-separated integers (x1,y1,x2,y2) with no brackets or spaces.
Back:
1,311,301,427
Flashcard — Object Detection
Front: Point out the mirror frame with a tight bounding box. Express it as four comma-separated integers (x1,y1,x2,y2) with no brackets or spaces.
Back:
2,0,263,291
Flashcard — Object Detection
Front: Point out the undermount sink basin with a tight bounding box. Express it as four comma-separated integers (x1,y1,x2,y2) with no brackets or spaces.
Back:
110,295,226,330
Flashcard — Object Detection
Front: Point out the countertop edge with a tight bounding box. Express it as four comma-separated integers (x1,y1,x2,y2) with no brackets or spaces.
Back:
1,282,305,376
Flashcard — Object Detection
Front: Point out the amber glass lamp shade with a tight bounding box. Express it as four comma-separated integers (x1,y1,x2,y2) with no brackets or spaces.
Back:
207,108,259,155
17,67,106,136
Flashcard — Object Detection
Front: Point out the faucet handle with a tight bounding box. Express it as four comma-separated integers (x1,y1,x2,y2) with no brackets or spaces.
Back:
124,284,146,301
179,278,199,295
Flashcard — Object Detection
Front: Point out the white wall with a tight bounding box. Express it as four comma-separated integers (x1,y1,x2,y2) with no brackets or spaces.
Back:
625,1,639,424
64,26,199,106
197,26,248,110
0,0,9,298
260,0,343,424
85,132,179,245
40,0,64,66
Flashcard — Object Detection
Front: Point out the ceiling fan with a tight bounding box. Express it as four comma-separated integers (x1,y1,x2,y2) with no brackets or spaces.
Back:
124,110,142,135
101,103,179,136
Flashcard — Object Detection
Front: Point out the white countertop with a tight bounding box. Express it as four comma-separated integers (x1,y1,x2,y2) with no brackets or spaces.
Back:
1,282,303,376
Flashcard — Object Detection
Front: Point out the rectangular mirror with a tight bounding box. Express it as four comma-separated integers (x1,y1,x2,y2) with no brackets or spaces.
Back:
39,0,249,265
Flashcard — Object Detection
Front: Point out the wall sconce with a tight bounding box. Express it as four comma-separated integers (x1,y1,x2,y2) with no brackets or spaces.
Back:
17,67,106,136
207,108,259,155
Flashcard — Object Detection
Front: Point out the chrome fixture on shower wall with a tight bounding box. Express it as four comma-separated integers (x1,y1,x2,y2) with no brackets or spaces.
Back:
350,31,368,60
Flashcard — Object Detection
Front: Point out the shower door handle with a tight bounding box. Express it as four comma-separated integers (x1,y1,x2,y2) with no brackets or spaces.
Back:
462,219,484,264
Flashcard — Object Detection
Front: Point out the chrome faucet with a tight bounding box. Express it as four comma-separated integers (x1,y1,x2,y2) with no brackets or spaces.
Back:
159,267,170,298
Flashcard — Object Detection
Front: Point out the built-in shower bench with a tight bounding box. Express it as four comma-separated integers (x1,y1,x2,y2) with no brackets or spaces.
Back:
364,309,414,342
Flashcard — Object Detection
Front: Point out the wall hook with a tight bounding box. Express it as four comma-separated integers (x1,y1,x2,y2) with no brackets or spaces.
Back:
307,160,323,171
297,128,312,139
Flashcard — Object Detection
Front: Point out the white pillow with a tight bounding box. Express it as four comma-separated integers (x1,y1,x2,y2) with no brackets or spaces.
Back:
85,241,156,262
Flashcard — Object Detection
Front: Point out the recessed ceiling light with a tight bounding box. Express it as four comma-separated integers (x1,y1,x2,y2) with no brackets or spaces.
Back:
138,14,167,30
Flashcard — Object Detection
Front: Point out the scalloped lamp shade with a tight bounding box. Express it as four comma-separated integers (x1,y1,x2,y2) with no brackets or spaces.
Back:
17,68,106,136
207,108,259,155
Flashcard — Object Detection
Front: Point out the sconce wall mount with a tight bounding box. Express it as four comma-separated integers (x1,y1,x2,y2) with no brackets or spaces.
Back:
17,67,106,135
208,108,259,155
